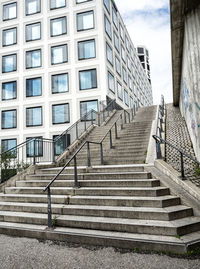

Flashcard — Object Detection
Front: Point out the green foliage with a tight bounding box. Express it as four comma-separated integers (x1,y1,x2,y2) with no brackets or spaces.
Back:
195,163,200,176
175,234,181,239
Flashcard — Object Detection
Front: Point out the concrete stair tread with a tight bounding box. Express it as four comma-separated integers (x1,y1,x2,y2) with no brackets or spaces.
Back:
30,172,150,176
17,179,158,183
5,187,73,190
0,211,199,229
0,193,67,198
70,195,178,201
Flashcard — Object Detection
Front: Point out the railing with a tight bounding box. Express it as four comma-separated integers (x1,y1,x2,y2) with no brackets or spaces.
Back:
153,135,200,180
43,109,132,228
155,95,165,159
98,99,116,126
0,137,53,183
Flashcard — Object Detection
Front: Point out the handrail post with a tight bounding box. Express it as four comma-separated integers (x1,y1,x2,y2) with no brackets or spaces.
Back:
33,139,36,165
84,116,87,131
128,113,130,123
103,110,105,122
98,113,100,126
115,122,118,139
120,114,123,130
91,111,94,125
180,152,185,179
109,130,112,149
74,156,79,188
156,140,162,159
47,187,52,228
52,141,55,163
100,143,104,165
87,142,91,167
124,110,127,124
76,122,78,139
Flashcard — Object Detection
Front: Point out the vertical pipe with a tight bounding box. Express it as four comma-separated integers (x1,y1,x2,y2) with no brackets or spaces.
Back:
87,142,91,167
109,130,112,149
115,122,118,139
120,114,123,130
180,153,185,179
47,187,52,228
124,110,127,124
100,143,103,165
128,113,130,123
33,139,36,165
98,113,100,126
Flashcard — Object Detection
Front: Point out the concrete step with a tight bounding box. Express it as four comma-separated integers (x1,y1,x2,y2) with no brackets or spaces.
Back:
69,195,180,208
16,179,160,188
74,187,170,197
4,187,74,195
26,172,152,180
0,203,192,221
0,211,199,236
0,193,68,204
0,221,196,254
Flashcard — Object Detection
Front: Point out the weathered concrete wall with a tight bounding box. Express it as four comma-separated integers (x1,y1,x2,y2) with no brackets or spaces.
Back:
179,6,200,161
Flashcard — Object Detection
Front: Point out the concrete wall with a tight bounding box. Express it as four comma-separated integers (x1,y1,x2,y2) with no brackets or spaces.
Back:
179,7,200,161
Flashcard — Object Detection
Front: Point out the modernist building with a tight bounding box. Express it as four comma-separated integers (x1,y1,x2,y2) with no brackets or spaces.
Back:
170,0,200,160
0,0,153,152
137,46,151,84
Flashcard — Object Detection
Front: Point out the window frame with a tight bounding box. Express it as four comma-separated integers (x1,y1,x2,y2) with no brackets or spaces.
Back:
79,69,97,90
25,0,41,16
3,2,17,21
26,106,43,127
2,27,17,47
26,49,42,69
108,71,115,94
77,10,94,32
50,0,66,10
50,16,67,37
51,73,69,94
51,44,68,65
106,42,113,66
25,22,41,42
52,103,70,125
2,53,17,73
1,109,17,129
2,81,17,101
26,77,42,97
78,39,96,60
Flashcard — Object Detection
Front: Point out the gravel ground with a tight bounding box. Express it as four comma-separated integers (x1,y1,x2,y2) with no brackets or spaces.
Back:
0,235,200,269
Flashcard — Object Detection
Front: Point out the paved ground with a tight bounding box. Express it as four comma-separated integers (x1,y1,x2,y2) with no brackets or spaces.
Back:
0,235,200,269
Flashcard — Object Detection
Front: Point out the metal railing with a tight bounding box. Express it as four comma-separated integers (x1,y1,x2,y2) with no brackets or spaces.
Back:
155,95,165,159
153,135,200,179
43,109,132,228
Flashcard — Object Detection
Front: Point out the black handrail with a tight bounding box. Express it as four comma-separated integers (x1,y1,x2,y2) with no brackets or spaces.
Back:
153,135,200,179
43,109,131,228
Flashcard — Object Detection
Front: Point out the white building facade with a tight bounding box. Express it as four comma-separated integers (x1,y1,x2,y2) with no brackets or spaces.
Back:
137,45,151,84
0,0,153,152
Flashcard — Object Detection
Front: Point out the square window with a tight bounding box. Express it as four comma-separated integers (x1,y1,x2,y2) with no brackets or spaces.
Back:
77,11,94,31
51,44,68,65
2,54,17,73
1,110,17,129
50,0,66,9
79,69,97,90
115,57,121,76
2,28,17,46
130,96,134,108
119,23,124,41
108,72,115,93
1,139,17,153
52,73,68,93
121,46,126,62
26,22,41,41
114,32,119,52
122,67,127,84
124,90,129,106
50,17,67,37
106,42,113,65
117,82,123,101
26,0,41,15
112,7,118,29
26,77,42,97
2,81,17,100
26,49,41,69
80,100,98,119
3,3,17,21
26,107,42,127
53,134,70,156
26,137,43,157
52,103,69,124
78,39,95,60
105,15,112,39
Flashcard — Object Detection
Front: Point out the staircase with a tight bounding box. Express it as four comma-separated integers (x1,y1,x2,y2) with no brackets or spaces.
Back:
0,105,200,254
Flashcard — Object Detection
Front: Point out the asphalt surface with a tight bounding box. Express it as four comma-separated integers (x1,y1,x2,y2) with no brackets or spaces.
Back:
0,235,200,269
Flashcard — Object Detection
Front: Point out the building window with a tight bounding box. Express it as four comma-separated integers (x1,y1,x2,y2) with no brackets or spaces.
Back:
119,23,124,41
2,28,17,46
105,15,112,39
125,35,130,51
2,81,17,100
1,110,17,129
52,73,68,93
117,82,123,101
115,56,121,76
50,17,67,37
112,7,118,29
122,67,127,84
106,43,113,65
137,47,144,54
108,72,115,93
104,0,110,13
26,0,41,15
121,46,126,62
26,77,42,97
80,100,98,118
127,58,131,71
78,39,95,60
130,96,134,108
53,134,70,156
124,90,129,106
79,69,97,90
128,76,132,91
51,44,68,65
1,139,17,153
26,22,41,41
26,137,43,157
114,32,119,52
77,11,94,31
3,3,17,21
50,0,66,9
52,103,70,124
26,49,41,69
26,107,42,127
2,54,17,73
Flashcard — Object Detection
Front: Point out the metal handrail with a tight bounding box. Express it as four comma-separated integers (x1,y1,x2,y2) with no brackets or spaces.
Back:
43,109,132,228
153,135,200,179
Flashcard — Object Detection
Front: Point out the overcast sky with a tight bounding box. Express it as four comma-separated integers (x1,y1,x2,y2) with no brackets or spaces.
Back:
114,0,172,104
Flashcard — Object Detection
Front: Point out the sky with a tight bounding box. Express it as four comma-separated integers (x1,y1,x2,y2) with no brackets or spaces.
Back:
114,0,173,104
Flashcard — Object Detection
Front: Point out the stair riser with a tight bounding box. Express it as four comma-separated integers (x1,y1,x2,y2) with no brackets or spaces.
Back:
0,205,62,215
74,189,170,197
0,196,67,204
5,189,74,195
16,181,160,188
